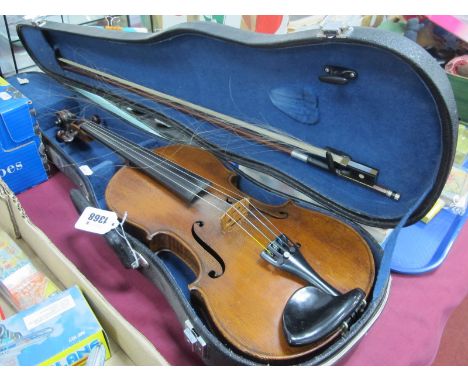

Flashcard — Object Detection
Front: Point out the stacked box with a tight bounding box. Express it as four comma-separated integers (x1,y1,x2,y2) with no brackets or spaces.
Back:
0,77,47,193
447,73,468,123
0,286,110,366
0,230,60,311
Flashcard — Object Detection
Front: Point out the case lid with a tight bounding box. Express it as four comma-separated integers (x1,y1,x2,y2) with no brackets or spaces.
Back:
17,21,458,228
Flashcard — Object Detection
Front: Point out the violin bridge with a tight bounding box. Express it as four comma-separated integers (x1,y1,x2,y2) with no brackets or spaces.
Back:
220,198,251,233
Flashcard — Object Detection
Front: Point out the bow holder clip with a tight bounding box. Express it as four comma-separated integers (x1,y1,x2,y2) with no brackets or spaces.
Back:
319,65,358,85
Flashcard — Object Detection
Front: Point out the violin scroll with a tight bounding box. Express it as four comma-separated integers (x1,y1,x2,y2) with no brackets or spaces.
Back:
55,109,79,142
55,110,95,143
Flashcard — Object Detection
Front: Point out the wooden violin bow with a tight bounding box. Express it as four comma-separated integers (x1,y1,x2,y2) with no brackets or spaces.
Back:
57,57,400,200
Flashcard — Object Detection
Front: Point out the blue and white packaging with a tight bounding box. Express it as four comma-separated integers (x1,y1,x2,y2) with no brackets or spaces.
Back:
0,285,110,366
0,77,47,193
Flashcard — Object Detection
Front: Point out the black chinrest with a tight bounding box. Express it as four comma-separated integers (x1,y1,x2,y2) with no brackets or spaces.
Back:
282,286,366,346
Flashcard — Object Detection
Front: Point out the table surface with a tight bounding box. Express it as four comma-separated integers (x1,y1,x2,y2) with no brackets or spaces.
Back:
16,173,468,365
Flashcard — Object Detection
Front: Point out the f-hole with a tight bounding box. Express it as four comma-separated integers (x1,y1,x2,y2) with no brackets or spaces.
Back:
191,221,225,278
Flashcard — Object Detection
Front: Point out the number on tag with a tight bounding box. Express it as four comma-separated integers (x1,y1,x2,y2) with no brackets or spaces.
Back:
75,207,119,234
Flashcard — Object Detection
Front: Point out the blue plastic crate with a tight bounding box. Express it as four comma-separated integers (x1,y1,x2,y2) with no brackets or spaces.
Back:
390,208,468,274
391,159,468,274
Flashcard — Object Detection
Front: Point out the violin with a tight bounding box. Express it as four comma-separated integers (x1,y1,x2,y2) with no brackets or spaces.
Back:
56,110,375,363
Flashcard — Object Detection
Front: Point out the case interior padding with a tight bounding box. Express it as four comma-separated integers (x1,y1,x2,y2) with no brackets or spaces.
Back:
18,24,450,224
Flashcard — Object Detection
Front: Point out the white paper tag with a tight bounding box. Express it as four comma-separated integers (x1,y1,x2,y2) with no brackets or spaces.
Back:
75,207,119,235
0,91,12,101
17,77,29,85
79,164,94,176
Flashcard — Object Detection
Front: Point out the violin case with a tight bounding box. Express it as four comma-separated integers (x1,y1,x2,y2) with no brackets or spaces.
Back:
13,21,458,365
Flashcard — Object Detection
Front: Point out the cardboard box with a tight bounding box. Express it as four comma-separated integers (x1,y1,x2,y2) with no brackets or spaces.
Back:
0,77,47,193
0,229,60,311
0,285,110,366
0,178,167,365
447,73,468,123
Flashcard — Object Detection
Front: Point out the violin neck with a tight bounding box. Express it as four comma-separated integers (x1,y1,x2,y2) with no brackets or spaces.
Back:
80,121,210,203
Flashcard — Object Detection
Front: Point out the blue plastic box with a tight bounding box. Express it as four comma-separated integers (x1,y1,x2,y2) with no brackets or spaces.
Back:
0,77,47,193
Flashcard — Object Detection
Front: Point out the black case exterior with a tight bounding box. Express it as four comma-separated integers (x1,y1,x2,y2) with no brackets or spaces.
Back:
15,21,457,365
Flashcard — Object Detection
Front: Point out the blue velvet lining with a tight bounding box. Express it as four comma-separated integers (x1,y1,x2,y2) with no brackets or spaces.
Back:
19,27,443,222
11,72,162,208
158,251,196,300
269,85,320,125
373,190,431,297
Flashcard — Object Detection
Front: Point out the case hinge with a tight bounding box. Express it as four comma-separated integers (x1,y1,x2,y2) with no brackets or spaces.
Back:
27,16,47,27
317,25,353,39
183,320,207,358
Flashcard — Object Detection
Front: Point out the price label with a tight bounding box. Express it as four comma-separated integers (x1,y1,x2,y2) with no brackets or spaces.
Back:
79,165,94,176
75,207,119,235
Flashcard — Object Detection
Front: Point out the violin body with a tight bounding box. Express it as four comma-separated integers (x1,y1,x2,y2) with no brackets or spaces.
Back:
105,144,374,362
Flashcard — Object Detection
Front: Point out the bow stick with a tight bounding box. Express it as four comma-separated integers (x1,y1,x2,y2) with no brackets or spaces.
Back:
57,57,400,200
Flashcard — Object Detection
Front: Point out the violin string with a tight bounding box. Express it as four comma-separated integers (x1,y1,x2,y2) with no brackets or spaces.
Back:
156,122,287,236
85,125,276,253
39,61,314,162
84,121,283,250
35,92,293,251
81,120,278,250
53,82,301,161
83,118,284,242
45,88,289,247
67,61,306,153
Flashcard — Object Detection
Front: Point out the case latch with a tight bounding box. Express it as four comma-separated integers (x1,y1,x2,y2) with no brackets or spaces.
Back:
183,320,207,358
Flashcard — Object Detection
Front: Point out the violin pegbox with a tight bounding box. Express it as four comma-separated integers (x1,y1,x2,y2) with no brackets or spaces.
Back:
55,110,95,143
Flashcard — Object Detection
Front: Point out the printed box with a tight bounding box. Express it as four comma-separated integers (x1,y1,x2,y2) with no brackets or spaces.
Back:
0,229,60,311
0,285,110,366
0,76,47,193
